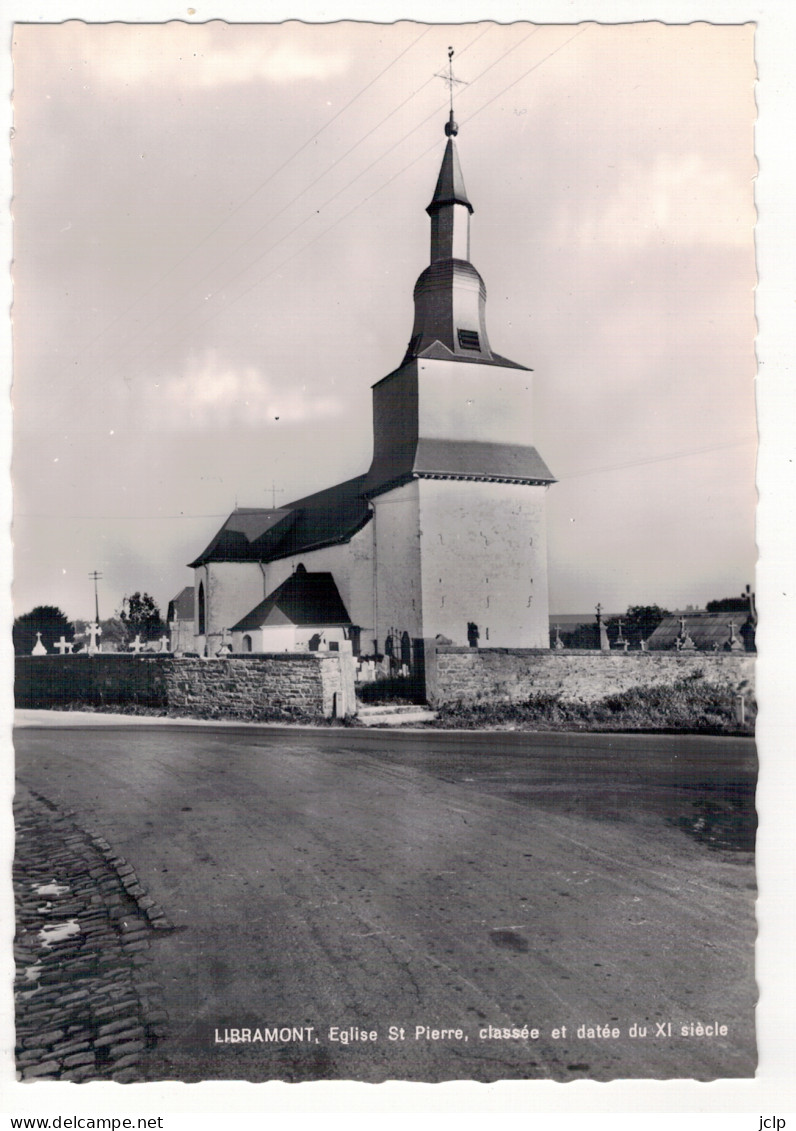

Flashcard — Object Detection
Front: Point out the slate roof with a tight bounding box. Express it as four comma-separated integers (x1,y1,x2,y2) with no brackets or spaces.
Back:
426,137,473,215
366,439,555,496
231,567,352,631
167,586,194,622
646,612,754,651
188,476,372,567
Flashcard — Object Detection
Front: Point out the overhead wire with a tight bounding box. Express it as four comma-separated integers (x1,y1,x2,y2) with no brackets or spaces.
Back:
111,25,495,363
15,436,755,521
78,25,551,396
60,25,507,404
67,24,434,370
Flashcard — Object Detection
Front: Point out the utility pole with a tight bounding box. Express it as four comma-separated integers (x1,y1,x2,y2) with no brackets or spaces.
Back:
88,570,102,623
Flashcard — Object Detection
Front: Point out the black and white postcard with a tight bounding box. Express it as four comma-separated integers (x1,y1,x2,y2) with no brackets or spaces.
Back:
4,2,794,1125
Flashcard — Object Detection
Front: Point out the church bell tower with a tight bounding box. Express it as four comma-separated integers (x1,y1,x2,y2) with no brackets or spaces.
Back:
365,102,555,650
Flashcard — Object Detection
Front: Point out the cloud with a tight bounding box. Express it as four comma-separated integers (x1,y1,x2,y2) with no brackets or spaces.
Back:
140,348,344,429
65,22,351,89
557,153,755,251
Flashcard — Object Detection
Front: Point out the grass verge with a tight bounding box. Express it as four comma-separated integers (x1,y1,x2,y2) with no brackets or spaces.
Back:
431,677,755,735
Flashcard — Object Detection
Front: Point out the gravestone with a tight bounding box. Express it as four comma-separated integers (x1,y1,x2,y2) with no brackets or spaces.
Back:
599,621,610,651
53,636,73,656
726,620,744,653
31,632,47,656
85,622,103,655
676,615,696,651
128,635,144,654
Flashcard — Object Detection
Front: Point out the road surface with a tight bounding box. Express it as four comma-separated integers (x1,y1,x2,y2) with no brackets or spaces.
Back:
15,717,757,1082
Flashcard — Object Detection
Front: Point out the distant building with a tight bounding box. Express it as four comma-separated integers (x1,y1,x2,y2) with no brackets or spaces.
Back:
186,109,555,656
647,612,755,652
167,586,195,653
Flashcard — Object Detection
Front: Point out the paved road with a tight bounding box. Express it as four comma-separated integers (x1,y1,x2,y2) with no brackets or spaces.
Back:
15,719,757,1082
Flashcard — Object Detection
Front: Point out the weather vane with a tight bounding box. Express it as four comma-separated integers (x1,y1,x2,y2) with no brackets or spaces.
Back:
435,46,468,136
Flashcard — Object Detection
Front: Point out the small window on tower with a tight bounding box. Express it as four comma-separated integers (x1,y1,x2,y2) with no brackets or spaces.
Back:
458,329,480,351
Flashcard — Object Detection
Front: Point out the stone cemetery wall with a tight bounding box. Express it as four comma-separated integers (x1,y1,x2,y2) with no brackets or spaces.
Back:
162,654,356,720
424,645,755,707
16,652,357,720
16,655,168,709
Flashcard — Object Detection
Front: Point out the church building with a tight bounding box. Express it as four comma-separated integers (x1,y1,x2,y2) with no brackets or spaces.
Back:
187,109,555,657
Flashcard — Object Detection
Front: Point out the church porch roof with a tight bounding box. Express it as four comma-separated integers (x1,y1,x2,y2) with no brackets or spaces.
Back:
231,567,352,631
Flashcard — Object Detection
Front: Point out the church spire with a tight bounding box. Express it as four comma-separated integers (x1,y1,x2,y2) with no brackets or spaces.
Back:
426,50,473,263
405,103,493,362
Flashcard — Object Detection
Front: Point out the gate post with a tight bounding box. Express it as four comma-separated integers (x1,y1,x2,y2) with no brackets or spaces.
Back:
412,638,439,707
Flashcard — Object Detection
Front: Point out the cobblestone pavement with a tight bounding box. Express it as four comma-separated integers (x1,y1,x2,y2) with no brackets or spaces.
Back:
13,786,172,1082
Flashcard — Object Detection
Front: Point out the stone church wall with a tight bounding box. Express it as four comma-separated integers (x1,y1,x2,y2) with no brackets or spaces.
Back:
425,646,754,706
16,652,357,719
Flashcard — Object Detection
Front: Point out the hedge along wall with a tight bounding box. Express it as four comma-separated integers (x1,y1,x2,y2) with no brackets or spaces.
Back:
15,652,357,720
421,645,755,707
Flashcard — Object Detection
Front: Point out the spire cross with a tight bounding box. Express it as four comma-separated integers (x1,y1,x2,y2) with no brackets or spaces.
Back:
435,46,467,133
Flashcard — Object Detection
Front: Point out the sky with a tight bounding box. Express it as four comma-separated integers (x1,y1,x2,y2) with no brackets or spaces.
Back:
11,20,758,622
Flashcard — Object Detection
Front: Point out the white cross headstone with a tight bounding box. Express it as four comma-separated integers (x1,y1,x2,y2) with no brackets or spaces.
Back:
159,635,171,653
128,634,144,654
53,636,73,656
31,632,47,656
85,621,102,654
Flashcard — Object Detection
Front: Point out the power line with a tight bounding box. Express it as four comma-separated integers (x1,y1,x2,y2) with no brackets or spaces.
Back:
15,437,754,522
111,27,492,363
54,26,501,411
16,512,232,520
556,439,753,481
79,26,546,392
66,25,434,373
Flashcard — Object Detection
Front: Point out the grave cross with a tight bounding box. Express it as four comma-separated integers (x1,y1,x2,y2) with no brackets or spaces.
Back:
679,616,687,636
53,636,73,656
31,632,47,656
85,622,102,654
128,634,144,654
726,619,744,652
159,635,171,653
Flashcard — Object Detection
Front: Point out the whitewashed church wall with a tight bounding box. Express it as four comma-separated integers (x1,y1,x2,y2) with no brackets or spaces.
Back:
371,481,423,652
260,523,376,648
417,359,535,446
198,562,266,643
418,478,550,648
